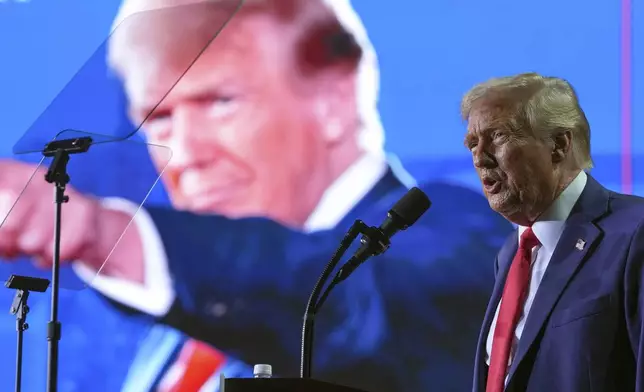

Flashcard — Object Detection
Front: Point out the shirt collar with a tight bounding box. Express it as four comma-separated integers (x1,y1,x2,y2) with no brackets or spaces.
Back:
518,170,588,252
304,152,388,233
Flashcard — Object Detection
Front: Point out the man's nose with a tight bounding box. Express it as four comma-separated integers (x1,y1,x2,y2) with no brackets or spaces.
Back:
472,147,496,169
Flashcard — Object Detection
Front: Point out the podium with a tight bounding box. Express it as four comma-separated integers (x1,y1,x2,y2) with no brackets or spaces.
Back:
223,378,369,392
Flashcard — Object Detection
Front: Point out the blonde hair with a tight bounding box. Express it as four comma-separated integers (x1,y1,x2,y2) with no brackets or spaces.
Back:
461,72,593,169
110,0,385,156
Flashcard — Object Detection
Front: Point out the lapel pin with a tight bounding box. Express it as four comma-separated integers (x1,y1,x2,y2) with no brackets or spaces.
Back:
575,239,586,251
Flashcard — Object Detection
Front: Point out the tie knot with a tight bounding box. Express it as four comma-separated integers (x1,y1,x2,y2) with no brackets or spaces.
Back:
520,227,540,250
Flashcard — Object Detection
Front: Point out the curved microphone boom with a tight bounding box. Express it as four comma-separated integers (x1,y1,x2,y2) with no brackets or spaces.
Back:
334,187,431,283
301,187,431,380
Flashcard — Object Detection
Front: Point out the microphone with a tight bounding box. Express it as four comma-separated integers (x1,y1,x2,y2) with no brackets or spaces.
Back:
301,186,431,379
334,187,431,283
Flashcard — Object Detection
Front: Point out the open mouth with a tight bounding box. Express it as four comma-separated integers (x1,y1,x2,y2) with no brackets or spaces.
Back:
482,178,502,194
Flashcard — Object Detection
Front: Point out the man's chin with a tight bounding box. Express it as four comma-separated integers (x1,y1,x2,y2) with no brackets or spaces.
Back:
488,198,530,225
486,193,515,214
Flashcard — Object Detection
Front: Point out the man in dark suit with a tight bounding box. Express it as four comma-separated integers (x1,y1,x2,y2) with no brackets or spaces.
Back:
463,72,644,392
0,0,512,391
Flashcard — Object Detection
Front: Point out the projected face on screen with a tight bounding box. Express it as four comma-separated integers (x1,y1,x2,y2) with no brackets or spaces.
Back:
109,0,363,228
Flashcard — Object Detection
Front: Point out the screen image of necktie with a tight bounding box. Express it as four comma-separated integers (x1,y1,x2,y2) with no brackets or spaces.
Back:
486,228,540,392
158,339,227,392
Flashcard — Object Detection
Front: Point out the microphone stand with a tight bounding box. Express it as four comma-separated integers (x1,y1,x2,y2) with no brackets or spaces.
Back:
314,225,389,313
5,275,50,392
300,219,367,379
42,136,92,392
301,187,430,378
11,289,29,392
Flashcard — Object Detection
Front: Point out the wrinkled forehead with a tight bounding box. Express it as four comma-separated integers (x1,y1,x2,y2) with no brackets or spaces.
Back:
466,96,525,133
468,106,509,131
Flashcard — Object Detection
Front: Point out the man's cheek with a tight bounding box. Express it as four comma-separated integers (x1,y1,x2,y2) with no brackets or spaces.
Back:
501,145,523,164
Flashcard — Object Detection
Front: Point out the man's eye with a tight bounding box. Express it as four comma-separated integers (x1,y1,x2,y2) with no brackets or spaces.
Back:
216,96,234,104
208,96,239,117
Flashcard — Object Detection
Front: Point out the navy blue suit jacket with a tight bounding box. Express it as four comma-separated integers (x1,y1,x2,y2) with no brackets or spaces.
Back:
473,175,644,392
142,169,512,392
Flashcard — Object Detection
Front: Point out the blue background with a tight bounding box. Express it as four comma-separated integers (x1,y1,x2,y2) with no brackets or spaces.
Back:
0,0,640,390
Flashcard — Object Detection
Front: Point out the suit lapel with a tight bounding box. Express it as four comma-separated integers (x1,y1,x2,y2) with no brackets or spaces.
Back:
506,174,609,382
337,167,404,228
473,233,517,391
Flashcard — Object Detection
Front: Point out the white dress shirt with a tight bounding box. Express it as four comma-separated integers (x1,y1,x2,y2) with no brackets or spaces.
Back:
484,170,588,377
72,152,403,316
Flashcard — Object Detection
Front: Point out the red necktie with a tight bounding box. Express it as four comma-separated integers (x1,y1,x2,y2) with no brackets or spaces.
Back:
486,227,540,392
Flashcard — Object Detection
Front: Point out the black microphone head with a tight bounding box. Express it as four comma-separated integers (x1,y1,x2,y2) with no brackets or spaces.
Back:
389,187,431,228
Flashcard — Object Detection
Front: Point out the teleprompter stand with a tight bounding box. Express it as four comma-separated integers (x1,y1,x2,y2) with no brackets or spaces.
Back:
5,274,50,392
41,136,92,392
3,4,244,390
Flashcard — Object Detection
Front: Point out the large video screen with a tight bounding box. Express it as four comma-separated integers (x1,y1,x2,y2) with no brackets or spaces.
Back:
0,0,640,391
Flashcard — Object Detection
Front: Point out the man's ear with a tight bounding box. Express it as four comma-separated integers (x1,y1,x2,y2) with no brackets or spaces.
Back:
551,129,572,164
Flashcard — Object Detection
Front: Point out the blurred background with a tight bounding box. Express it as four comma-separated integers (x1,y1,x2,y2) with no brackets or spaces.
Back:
0,0,640,391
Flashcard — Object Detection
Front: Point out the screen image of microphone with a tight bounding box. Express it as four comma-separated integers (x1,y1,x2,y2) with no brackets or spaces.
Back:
335,186,431,283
